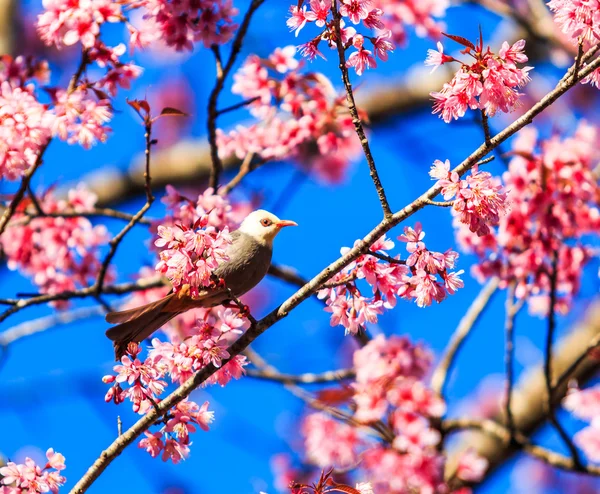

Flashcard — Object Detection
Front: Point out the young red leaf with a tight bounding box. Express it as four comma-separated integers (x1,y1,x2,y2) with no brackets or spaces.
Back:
315,385,354,406
159,106,188,117
442,32,475,50
127,98,150,117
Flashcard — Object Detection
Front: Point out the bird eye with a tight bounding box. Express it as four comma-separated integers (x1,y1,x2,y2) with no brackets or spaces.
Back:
260,218,272,227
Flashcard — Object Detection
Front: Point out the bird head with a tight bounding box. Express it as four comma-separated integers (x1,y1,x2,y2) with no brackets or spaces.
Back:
238,210,297,246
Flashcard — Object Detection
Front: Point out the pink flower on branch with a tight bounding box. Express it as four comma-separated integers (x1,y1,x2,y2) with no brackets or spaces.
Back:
455,123,600,314
0,449,66,493
429,35,532,122
217,47,362,183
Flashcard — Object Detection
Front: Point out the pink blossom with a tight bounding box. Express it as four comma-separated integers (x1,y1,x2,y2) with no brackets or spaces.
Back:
0,185,110,306
574,422,600,462
269,46,299,73
340,0,372,25
308,0,329,27
372,29,394,61
548,0,600,45
218,47,361,183
287,5,314,36
457,449,489,482
456,123,600,314
139,431,164,458
0,450,66,493
302,413,364,468
37,0,122,49
429,37,531,122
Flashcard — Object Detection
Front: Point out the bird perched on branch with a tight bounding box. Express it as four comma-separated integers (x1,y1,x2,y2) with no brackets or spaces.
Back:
105,210,297,360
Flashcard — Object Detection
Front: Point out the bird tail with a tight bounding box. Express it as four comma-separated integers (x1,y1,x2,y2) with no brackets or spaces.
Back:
105,293,180,360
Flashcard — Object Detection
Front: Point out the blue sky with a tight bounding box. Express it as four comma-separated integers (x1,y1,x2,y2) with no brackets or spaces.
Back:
1,1,599,493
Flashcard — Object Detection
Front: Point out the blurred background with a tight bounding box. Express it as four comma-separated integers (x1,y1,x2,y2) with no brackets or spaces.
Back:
1,0,600,492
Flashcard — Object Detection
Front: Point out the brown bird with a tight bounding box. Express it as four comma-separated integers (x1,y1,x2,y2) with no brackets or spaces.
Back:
105,210,297,359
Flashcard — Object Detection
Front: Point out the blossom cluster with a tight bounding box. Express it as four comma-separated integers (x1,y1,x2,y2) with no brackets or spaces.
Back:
288,0,449,72
37,0,237,53
0,50,128,179
563,385,600,463
103,306,249,461
0,448,66,493
319,228,463,335
287,0,395,76
154,215,232,298
427,37,532,122
299,335,487,492
455,123,600,314
217,46,361,183
548,0,600,90
429,159,508,237
1,185,111,306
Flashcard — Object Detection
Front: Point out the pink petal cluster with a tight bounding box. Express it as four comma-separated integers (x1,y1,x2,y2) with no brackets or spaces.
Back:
159,185,252,232
286,1,395,76
548,0,600,46
103,306,251,461
217,47,361,183
138,399,214,463
375,0,449,46
0,448,66,493
37,0,122,49
129,0,238,51
430,159,508,236
455,123,600,314
430,38,532,122
0,186,111,307
319,230,463,334
300,335,448,493
51,88,112,149
302,413,364,468
564,385,600,462
154,214,232,297
0,80,53,180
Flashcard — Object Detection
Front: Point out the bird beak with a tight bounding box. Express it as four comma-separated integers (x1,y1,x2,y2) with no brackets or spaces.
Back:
276,219,298,228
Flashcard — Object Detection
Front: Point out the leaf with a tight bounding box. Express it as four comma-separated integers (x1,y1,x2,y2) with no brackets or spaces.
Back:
127,98,150,116
442,32,475,50
325,483,362,494
90,87,110,101
160,106,188,117
315,385,354,406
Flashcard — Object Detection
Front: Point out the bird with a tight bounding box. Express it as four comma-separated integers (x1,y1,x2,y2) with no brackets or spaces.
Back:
105,209,297,360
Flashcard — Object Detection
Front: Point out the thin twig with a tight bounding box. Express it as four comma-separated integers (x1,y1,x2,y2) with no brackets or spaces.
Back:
330,0,392,218
27,184,45,215
572,39,584,83
0,306,105,347
117,416,122,436
545,250,583,469
0,276,166,325
94,117,155,295
218,152,261,196
246,367,355,384
367,251,406,265
68,48,600,494
6,208,153,228
207,0,266,190
504,282,518,438
480,109,492,146
216,96,260,116
553,333,600,393
443,418,598,475
431,277,499,397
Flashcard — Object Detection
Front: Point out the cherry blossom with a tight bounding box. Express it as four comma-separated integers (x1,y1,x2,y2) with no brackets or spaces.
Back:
455,123,600,314
429,36,532,122
154,214,232,297
1,185,111,307
548,0,600,46
0,449,66,493
564,385,600,462
429,159,508,236
217,47,361,183
37,0,122,49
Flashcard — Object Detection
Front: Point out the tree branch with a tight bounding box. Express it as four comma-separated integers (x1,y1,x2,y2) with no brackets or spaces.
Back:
330,0,392,218
246,367,355,384
431,277,499,397
207,0,265,190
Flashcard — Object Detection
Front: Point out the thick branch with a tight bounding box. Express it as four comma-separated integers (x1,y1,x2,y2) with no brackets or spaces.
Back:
246,367,355,384
445,299,600,486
